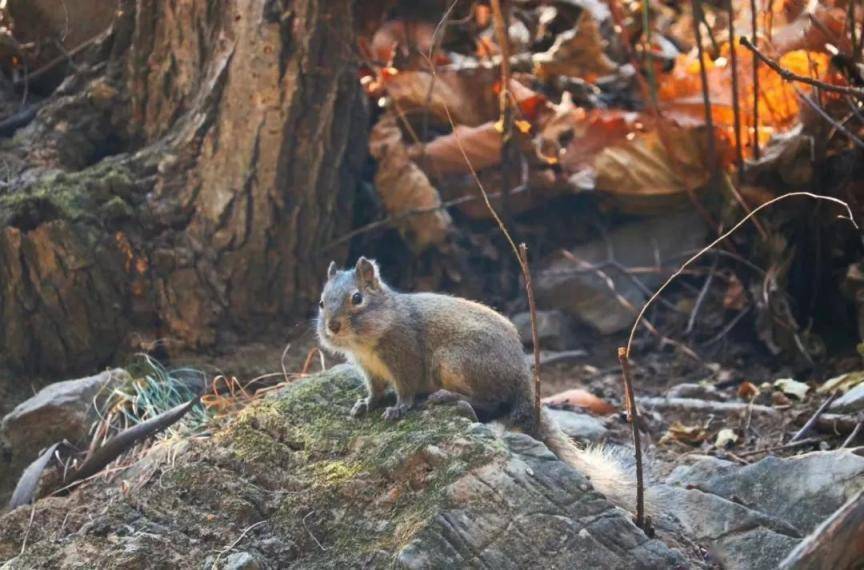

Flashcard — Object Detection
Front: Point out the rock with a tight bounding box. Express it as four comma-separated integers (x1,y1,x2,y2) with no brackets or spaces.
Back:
512,310,577,351
829,382,864,413
0,368,129,505
677,449,864,534
221,552,260,570
658,450,864,569
0,365,685,569
546,408,608,442
535,211,708,334
1,369,129,454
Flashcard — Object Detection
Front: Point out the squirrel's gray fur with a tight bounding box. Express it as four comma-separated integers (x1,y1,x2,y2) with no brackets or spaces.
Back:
317,257,637,509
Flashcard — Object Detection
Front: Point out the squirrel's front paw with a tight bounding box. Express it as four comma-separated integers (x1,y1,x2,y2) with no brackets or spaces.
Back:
382,405,408,421
350,398,370,418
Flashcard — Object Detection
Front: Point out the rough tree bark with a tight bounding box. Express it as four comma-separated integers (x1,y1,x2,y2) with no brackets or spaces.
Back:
0,0,366,376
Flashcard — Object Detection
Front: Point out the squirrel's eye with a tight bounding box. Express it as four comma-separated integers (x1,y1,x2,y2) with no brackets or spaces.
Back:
351,291,363,305
319,299,324,309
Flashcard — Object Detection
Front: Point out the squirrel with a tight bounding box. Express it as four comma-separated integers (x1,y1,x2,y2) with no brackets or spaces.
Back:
317,256,636,510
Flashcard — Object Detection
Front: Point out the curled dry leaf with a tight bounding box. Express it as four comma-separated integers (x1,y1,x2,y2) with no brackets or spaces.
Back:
818,371,864,395
593,121,728,214
542,388,617,416
738,380,760,401
659,421,709,446
773,378,811,401
377,66,502,127
369,113,452,252
715,428,739,448
532,10,617,80
409,122,502,176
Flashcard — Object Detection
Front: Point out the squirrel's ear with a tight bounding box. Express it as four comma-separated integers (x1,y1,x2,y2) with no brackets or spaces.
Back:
327,261,338,280
355,256,380,289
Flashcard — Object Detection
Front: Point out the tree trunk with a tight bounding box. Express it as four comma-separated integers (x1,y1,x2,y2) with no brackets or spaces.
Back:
0,0,366,376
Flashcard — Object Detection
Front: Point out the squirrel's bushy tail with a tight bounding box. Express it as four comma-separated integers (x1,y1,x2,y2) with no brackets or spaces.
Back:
537,408,645,512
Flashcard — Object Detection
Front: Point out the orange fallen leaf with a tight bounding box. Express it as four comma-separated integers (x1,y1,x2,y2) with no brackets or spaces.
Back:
542,388,617,416
738,381,760,401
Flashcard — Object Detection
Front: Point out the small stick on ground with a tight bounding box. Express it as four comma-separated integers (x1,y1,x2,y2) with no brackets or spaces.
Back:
737,436,827,457
841,420,863,448
519,243,543,424
790,392,838,443
685,252,718,335
618,348,646,531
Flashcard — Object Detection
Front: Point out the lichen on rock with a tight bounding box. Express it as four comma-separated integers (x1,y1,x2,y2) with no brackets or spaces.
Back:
0,365,682,568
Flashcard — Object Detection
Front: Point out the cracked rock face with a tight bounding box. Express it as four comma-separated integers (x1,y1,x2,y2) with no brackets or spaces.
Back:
0,366,685,569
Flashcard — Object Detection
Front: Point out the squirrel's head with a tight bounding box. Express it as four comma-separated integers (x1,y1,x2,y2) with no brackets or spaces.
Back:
317,256,393,353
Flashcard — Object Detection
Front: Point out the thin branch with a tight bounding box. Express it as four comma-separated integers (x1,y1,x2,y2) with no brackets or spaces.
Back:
749,0,761,158
794,86,864,149
624,193,858,358
618,348,646,530
727,0,745,180
320,186,531,251
841,420,863,448
685,251,718,335
691,0,718,175
520,243,542,424
736,436,826,457
740,36,864,97
789,392,838,443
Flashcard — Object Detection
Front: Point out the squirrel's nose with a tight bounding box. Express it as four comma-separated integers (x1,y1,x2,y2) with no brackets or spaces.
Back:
328,319,341,334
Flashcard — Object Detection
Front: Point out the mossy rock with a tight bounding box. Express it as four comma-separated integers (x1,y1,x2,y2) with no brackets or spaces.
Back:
0,365,684,568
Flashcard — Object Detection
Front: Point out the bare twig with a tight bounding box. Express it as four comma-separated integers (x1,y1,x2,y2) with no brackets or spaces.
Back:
211,520,267,569
624,193,858,358
303,511,327,551
740,36,864,97
19,503,37,555
685,252,718,335
727,0,745,180
815,413,861,436
13,33,104,87
790,392,839,443
618,348,646,530
841,420,863,448
690,0,718,175
519,244,542,423
737,436,826,457
320,186,531,251
703,304,752,346
749,0,761,158
794,86,864,149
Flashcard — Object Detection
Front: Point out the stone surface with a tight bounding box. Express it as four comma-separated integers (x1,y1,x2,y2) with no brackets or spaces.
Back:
0,366,686,569
656,449,864,569
0,368,130,506
0,369,129,453
512,310,577,351
534,211,708,334
546,408,609,442
830,382,864,413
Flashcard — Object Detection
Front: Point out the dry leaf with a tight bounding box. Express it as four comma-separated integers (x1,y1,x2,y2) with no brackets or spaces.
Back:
773,378,810,401
532,11,617,80
738,380,760,401
715,428,739,448
660,421,708,446
409,122,502,176
542,388,617,416
818,371,864,394
369,113,452,252
593,121,726,214
659,44,833,155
